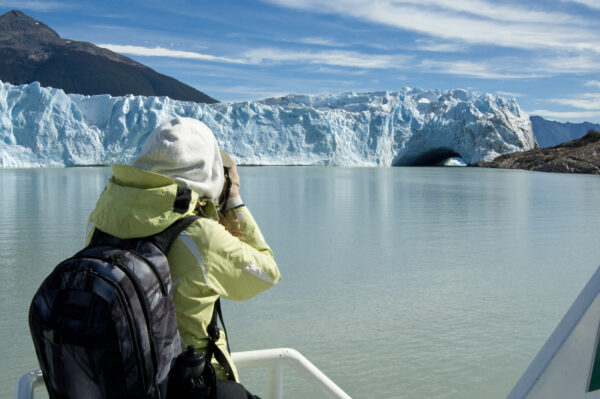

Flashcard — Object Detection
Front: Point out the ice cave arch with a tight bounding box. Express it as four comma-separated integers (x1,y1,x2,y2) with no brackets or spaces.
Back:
394,147,465,166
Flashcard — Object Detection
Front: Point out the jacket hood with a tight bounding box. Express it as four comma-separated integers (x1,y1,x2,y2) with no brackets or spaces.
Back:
89,165,210,238
133,117,224,201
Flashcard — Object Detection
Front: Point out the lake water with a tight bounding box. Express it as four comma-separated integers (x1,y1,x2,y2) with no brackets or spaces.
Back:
1,166,600,399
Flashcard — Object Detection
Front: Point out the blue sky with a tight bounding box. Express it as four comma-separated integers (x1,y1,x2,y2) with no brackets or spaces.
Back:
1,0,600,123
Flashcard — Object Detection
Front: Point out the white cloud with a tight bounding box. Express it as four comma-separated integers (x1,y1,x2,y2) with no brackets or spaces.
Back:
0,1,72,11
534,54,600,74
417,59,542,79
242,48,412,69
413,50,600,79
99,42,600,81
99,43,414,70
394,0,581,24
297,37,347,47
567,0,600,10
534,90,600,122
414,39,468,53
433,53,600,79
97,44,247,64
550,93,600,110
263,0,600,53
496,91,523,98
584,80,600,89
90,1,600,83
529,109,600,121
206,85,292,100
304,66,368,75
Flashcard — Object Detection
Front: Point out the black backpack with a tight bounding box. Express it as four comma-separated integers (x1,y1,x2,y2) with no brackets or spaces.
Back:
29,216,199,399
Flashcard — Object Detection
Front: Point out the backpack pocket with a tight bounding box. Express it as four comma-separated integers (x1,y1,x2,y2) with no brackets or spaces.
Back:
30,267,152,399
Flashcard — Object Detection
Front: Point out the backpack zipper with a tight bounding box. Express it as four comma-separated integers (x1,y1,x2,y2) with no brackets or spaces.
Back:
86,267,147,390
126,249,168,295
77,245,168,296
109,256,161,377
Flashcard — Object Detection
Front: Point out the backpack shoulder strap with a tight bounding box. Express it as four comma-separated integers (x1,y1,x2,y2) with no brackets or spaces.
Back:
206,298,236,381
88,215,200,253
154,215,237,380
149,215,201,254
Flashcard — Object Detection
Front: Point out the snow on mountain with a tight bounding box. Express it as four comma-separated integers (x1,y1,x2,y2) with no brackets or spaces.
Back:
0,81,536,168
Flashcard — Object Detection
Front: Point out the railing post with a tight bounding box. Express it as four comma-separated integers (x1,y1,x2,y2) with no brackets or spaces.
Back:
267,362,284,399
233,348,351,399
14,370,43,399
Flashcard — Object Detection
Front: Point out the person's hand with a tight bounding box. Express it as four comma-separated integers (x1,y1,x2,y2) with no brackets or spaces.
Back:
227,162,240,200
219,159,243,212
218,209,244,241
218,160,244,238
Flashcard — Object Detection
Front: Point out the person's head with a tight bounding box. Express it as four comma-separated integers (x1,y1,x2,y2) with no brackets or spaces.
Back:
133,117,224,201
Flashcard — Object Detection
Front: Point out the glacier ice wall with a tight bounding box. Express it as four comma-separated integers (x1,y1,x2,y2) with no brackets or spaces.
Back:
0,81,536,167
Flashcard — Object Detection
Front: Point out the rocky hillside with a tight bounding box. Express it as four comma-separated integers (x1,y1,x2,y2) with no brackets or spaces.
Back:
0,10,216,103
476,130,600,174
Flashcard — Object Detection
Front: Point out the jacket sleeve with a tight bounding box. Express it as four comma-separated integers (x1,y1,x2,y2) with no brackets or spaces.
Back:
184,206,281,302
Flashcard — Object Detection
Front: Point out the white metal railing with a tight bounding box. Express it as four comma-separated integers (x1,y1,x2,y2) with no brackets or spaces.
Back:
232,348,351,399
14,369,44,399
15,347,351,399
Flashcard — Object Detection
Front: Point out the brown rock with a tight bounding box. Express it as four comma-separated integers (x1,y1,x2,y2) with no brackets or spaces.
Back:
476,130,600,174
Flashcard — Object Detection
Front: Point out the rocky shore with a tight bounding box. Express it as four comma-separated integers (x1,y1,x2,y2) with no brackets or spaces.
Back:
476,130,600,174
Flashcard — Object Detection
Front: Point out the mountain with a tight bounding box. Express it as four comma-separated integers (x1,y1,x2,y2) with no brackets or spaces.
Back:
477,130,600,174
530,115,600,147
0,81,536,168
0,10,216,103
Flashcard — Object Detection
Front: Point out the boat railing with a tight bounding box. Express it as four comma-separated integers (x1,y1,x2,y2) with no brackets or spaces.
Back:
15,347,351,399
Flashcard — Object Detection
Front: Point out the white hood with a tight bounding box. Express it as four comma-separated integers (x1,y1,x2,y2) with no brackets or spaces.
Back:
133,117,224,201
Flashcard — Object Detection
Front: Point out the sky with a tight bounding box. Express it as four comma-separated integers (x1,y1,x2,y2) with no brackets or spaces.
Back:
1,0,600,123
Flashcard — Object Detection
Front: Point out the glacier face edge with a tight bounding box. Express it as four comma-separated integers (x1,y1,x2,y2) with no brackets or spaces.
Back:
0,81,537,168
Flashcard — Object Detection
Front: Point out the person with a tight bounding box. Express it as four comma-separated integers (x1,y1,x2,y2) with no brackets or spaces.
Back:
84,116,281,396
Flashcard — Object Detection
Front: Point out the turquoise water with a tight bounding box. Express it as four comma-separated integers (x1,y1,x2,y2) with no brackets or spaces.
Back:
1,166,600,398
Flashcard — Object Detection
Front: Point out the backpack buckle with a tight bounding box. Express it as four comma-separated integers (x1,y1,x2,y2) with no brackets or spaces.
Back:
207,325,220,340
43,329,62,344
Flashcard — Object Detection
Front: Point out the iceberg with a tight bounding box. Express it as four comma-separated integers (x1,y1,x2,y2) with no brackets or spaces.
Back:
0,81,536,168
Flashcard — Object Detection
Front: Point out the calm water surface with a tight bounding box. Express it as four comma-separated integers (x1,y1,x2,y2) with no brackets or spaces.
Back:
1,166,600,399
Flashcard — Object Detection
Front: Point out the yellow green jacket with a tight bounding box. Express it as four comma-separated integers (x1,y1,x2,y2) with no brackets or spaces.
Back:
85,165,281,380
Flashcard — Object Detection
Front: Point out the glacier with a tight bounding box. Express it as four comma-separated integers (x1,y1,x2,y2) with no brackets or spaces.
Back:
0,80,536,168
